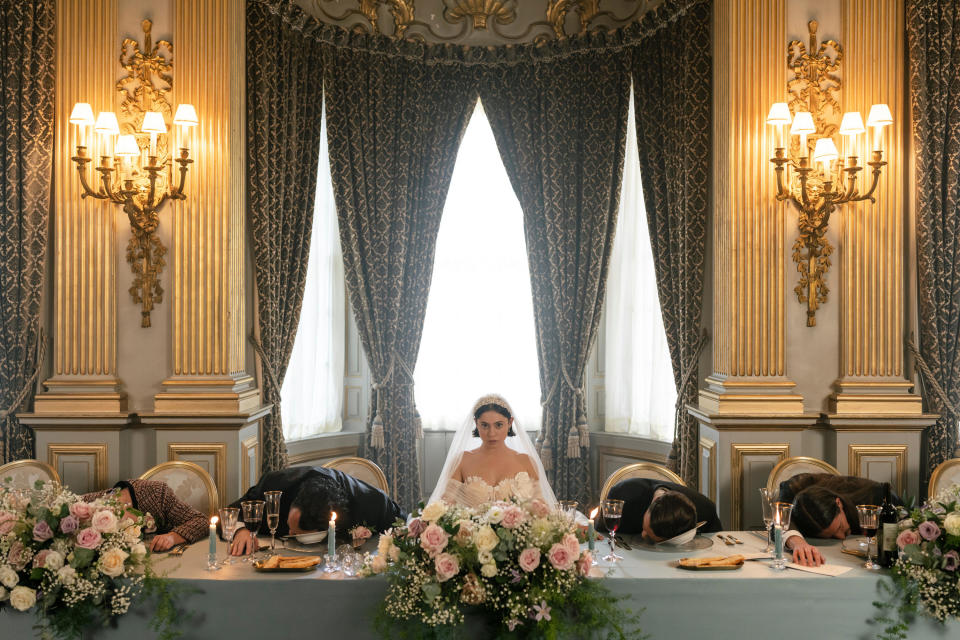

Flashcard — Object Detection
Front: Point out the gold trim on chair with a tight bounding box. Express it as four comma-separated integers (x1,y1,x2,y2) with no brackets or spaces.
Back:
599,462,685,503
322,456,389,494
928,458,960,500
765,456,840,494
0,459,62,488
139,460,220,516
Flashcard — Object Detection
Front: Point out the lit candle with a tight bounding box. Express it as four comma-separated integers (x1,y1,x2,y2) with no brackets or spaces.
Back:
774,510,783,566
588,507,598,552
328,511,337,559
209,516,218,557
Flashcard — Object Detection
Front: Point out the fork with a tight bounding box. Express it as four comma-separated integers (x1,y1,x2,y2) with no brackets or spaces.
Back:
717,534,735,545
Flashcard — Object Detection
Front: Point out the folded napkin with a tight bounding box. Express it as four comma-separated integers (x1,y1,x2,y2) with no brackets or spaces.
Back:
785,562,852,577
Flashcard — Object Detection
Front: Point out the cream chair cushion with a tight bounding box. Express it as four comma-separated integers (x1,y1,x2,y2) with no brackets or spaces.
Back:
600,462,685,503
140,461,219,515
322,457,389,494
929,458,960,500
0,459,60,490
766,456,840,495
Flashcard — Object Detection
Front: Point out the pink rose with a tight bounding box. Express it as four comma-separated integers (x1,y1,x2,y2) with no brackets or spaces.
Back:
577,551,593,576
896,529,920,549
407,518,426,538
69,502,94,522
0,519,13,535
548,542,576,571
33,520,53,542
530,500,551,518
419,523,449,557
33,550,51,569
562,533,580,556
501,506,527,529
434,552,460,582
454,519,474,544
7,541,29,570
91,509,118,534
59,515,79,534
351,525,372,541
518,547,541,572
0,510,13,524
75,527,102,550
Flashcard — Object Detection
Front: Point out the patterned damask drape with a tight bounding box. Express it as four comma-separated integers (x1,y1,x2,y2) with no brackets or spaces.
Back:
480,56,630,505
323,48,476,510
246,0,326,473
0,0,55,463
907,0,960,476
632,0,711,486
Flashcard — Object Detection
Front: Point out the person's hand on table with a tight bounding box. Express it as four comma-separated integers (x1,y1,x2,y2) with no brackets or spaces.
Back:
786,536,824,566
230,527,259,556
150,531,186,552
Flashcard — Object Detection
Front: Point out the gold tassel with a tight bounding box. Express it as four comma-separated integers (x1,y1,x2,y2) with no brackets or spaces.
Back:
578,414,590,449
566,425,581,458
540,438,553,471
370,413,385,449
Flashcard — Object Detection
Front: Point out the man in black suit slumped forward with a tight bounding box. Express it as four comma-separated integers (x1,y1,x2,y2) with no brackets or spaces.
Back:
228,466,405,556
607,477,723,542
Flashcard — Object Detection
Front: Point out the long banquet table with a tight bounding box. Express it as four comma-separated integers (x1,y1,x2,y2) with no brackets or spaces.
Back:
2,532,957,639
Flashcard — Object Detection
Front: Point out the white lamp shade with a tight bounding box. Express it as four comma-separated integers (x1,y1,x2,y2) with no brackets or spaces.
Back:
866,103,893,128
839,111,866,136
173,104,198,127
790,111,816,136
141,111,167,134
766,102,792,125
813,137,839,163
115,134,140,157
93,111,120,136
69,103,95,126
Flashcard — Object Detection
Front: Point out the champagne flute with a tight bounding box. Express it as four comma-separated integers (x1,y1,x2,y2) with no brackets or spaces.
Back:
217,507,240,565
759,488,775,552
264,491,282,552
240,500,265,562
601,499,624,563
857,505,880,570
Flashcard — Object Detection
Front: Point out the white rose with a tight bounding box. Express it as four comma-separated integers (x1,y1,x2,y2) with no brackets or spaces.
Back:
943,513,960,537
0,586,7,601
99,547,129,577
485,505,505,524
9,586,36,612
481,563,498,578
420,502,448,522
130,542,147,560
44,551,64,572
0,565,18,589
477,550,494,565
473,525,499,553
123,525,142,544
57,566,77,586
92,509,118,534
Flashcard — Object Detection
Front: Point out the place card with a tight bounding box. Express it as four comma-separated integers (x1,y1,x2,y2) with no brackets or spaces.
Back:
785,562,852,577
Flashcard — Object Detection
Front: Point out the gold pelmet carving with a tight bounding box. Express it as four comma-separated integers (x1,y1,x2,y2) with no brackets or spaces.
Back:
446,0,516,30
546,0,599,38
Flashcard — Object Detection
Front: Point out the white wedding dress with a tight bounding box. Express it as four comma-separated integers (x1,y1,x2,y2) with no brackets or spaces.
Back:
428,394,558,508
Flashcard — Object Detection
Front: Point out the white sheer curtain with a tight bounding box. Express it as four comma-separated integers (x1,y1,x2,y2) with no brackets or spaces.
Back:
280,109,345,440
415,101,541,430
604,90,676,441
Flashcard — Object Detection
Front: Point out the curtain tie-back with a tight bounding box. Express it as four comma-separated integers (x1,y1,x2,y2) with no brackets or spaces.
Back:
537,364,590,461
668,328,709,472
907,333,960,420
0,325,46,420
370,350,421,449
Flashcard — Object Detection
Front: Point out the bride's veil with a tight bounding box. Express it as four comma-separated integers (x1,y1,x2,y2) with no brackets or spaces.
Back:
427,393,558,507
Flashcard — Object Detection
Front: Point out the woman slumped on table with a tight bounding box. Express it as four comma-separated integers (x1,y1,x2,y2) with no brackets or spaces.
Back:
782,473,903,540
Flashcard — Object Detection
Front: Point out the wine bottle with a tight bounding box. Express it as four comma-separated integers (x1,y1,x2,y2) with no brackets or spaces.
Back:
878,484,898,568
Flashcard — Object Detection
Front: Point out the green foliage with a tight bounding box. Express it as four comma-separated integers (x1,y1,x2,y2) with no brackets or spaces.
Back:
141,566,199,640
872,571,919,640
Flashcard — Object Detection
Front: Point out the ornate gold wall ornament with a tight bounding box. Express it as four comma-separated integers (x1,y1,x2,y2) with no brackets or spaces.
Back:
317,0,415,37
768,20,889,327
446,0,516,30
546,0,599,38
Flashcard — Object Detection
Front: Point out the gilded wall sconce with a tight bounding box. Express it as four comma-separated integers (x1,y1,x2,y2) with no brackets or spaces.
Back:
68,19,197,328
766,20,891,327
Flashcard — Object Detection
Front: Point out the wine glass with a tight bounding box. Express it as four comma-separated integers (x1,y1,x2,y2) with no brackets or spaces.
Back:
217,507,240,565
240,500,265,562
856,505,880,570
601,499,624,563
759,488,775,552
559,500,578,528
771,502,793,569
264,491,282,552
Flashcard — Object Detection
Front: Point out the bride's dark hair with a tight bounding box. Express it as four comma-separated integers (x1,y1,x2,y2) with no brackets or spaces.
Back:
472,402,515,437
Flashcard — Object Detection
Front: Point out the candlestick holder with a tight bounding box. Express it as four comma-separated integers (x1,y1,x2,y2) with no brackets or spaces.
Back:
771,502,793,571
206,552,221,571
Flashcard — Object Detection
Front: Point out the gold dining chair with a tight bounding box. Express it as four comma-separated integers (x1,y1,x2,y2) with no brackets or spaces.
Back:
765,456,840,497
599,462,685,503
0,459,61,490
139,460,220,516
322,456,389,494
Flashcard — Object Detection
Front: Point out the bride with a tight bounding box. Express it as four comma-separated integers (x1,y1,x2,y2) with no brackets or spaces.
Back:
428,393,557,508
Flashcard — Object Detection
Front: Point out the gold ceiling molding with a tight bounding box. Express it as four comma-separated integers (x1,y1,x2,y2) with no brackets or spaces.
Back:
447,0,516,30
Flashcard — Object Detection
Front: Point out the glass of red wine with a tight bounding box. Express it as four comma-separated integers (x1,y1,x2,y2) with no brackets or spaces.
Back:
856,505,880,570
602,499,625,563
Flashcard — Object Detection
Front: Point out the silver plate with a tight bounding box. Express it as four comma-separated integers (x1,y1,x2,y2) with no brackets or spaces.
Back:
627,534,715,552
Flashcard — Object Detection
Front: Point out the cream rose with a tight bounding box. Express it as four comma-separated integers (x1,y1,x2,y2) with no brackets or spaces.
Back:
130,542,147,560
57,566,77,586
944,513,960,537
477,550,494,566
480,563,498,578
91,509,118,534
99,547,129,577
123,524,143,544
0,565,18,589
473,525,499,553
43,550,65,572
420,502,448,522
434,552,460,582
9,586,36,612
0,586,7,601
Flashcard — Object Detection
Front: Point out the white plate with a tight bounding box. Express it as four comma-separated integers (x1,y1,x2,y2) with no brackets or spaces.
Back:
295,531,328,544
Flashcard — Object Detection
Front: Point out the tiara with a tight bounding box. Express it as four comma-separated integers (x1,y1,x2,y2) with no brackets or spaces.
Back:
472,393,514,417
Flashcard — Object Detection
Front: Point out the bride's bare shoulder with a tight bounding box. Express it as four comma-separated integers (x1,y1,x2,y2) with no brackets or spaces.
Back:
517,453,538,480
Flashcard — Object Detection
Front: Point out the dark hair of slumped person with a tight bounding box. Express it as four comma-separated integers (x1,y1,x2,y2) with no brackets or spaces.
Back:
783,474,899,538
291,475,350,531
472,402,516,438
648,491,697,540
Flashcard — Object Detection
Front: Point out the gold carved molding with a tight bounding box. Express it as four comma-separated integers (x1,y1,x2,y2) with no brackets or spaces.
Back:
447,0,516,30
166,442,228,507
847,444,906,496
48,443,109,491
699,436,717,503
730,443,789,530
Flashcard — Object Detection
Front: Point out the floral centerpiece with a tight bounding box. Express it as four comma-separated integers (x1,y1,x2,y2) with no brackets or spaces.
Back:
874,483,960,639
0,480,181,639
365,497,641,639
